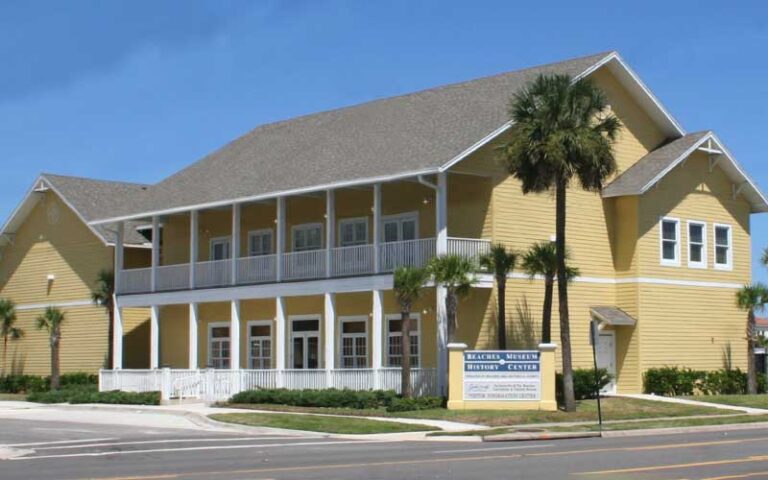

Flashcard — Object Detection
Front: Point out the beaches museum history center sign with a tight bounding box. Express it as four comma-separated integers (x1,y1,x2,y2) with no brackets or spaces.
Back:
463,350,541,401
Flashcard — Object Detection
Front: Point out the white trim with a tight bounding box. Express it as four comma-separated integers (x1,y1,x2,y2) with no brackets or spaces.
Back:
713,223,733,271
291,222,324,251
246,319,273,369
338,217,369,247
385,313,421,368
659,217,681,267
209,236,231,260
207,321,231,369
338,315,368,368
480,272,744,290
15,299,94,311
247,228,274,256
686,220,707,269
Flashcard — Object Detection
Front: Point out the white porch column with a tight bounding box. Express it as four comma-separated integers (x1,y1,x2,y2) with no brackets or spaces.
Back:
188,303,199,369
230,300,241,370
372,290,383,369
231,203,241,285
326,190,334,278
435,172,449,395
436,172,448,255
150,305,160,369
112,298,123,369
324,293,336,375
114,222,124,294
373,183,381,273
276,197,286,282
151,216,160,292
275,297,286,373
189,210,198,289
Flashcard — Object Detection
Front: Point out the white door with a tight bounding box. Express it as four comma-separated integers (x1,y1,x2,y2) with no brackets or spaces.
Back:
380,214,419,270
596,332,617,394
290,318,320,369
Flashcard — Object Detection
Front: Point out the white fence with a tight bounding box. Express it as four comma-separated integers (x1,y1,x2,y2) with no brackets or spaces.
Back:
100,368,439,403
155,264,190,291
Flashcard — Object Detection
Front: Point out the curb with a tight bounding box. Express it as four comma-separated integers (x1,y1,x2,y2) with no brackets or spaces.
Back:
483,431,601,442
602,421,768,438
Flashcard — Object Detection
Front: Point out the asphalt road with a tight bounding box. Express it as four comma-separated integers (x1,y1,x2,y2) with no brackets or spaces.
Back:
2,417,768,479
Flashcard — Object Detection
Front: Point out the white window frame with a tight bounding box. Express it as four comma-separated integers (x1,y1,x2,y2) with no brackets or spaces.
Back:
289,315,321,369
207,321,230,369
713,223,733,271
338,217,369,247
385,313,421,368
209,236,231,261
291,223,324,252
686,220,707,269
380,211,419,242
338,316,368,368
659,217,681,267
247,228,274,257
246,320,272,369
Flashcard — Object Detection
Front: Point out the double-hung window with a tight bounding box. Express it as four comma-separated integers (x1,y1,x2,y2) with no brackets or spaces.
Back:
209,323,230,369
248,321,272,369
714,224,733,270
386,315,420,367
687,221,707,268
339,218,368,247
340,317,367,368
660,218,680,266
248,229,273,257
292,223,323,251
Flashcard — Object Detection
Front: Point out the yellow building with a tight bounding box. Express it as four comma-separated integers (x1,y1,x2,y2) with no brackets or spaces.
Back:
0,174,151,375
36,51,768,398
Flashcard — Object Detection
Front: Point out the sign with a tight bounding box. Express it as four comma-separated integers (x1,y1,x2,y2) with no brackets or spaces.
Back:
463,350,541,401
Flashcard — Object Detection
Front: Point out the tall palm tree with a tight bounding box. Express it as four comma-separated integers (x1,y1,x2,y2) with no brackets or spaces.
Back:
393,266,429,398
521,242,579,345
0,299,23,376
736,283,768,395
479,244,517,349
92,270,115,368
428,254,477,343
761,247,768,268
37,307,66,390
499,74,620,411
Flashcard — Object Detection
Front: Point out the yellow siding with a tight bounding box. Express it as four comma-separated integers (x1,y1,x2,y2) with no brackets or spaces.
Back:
123,307,150,368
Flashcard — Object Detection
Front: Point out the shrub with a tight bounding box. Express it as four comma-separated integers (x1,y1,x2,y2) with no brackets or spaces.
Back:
0,372,98,393
556,368,612,401
385,396,443,412
643,367,705,396
229,388,399,410
26,385,159,405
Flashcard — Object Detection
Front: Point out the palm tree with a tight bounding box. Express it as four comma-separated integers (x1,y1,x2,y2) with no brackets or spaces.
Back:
37,307,65,390
92,270,115,367
499,74,620,411
393,266,430,398
761,247,768,268
0,299,23,376
735,283,768,395
479,244,517,349
521,242,579,345
428,254,477,343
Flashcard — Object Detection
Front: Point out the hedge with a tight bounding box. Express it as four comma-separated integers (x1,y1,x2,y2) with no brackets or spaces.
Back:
229,388,444,412
26,385,160,405
0,373,98,393
643,367,767,396
556,368,612,401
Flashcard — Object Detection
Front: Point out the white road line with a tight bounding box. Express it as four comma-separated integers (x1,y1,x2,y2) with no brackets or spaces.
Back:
32,427,99,434
35,436,294,450
10,440,379,461
433,444,555,454
2,437,117,448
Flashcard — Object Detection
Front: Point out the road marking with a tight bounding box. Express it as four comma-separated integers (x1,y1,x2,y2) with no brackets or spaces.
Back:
2,437,117,448
433,444,555,454
34,436,292,450
32,427,99,434
701,472,768,480
11,440,379,461
577,455,768,475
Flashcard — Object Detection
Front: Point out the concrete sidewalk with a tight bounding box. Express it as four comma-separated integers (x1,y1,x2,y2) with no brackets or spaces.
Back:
612,393,768,415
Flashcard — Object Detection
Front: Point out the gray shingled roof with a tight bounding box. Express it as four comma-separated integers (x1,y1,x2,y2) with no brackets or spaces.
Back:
41,174,149,245
96,51,614,220
590,306,637,326
602,132,710,198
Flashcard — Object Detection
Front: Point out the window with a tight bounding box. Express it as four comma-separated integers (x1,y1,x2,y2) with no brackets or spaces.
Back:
381,213,418,243
248,321,272,369
339,218,368,247
248,229,273,257
340,317,367,368
687,221,707,268
714,224,732,269
210,237,231,261
387,314,420,367
659,218,680,266
208,323,230,369
292,223,323,252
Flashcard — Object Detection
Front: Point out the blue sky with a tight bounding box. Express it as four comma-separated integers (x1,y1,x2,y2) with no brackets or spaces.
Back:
1,1,767,280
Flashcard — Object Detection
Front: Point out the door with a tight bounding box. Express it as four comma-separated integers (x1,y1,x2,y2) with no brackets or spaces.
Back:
596,332,617,394
291,318,320,369
380,214,419,270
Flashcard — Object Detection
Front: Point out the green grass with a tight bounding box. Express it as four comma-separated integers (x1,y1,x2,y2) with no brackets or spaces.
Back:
681,394,768,409
224,397,724,427
209,412,438,434
0,393,26,401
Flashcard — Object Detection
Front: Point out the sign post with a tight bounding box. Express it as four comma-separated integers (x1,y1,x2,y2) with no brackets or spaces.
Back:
590,319,604,433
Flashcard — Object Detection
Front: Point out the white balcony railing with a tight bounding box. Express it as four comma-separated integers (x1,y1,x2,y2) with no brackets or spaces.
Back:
116,237,491,294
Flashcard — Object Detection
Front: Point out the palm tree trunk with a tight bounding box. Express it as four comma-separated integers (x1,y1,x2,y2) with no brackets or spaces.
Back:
401,310,412,398
51,336,60,390
556,177,576,411
542,276,554,344
446,290,458,343
748,309,758,394
2,336,7,376
497,276,507,350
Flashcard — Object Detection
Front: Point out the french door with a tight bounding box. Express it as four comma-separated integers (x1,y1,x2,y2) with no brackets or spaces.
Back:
380,214,420,270
291,318,320,369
